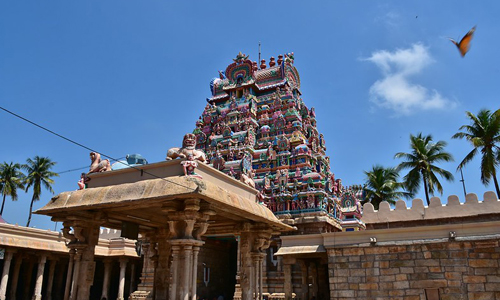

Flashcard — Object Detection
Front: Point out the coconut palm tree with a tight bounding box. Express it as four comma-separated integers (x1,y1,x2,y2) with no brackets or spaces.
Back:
23,156,58,227
395,133,454,205
452,109,500,198
0,162,25,216
362,165,409,210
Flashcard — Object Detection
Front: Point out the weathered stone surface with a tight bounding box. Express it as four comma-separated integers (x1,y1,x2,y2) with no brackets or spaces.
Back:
464,275,487,283
467,283,486,292
485,283,500,291
468,292,496,300
325,235,500,300
470,259,499,268
410,279,447,288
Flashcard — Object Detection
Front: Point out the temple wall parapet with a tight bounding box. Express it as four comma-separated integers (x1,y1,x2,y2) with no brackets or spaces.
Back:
362,191,500,224
0,223,138,257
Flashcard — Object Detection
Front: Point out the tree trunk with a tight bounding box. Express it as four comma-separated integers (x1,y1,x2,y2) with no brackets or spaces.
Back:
422,171,430,206
493,172,500,199
26,194,36,227
0,193,6,215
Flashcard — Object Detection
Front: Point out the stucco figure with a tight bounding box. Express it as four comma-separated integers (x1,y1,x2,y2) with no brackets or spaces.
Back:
89,152,111,173
166,133,207,163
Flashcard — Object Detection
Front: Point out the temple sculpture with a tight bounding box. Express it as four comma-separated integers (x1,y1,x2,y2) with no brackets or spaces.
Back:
88,152,111,173
193,52,365,233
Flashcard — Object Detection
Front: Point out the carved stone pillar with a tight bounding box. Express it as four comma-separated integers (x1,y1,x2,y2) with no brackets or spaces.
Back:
250,253,265,300
161,198,213,300
0,250,14,300
75,225,99,300
283,264,293,300
23,260,34,300
54,262,67,300
169,240,204,300
8,253,22,300
129,261,136,295
101,259,113,300
45,257,58,300
238,226,272,300
118,258,128,300
70,251,82,300
32,254,47,300
298,260,308,300
191,245,201,300
180,243,193,300
310,262,318,299
64,249,76,300
155,229,172,300
61,219,100,300
130,237,156,300
169,244,181,300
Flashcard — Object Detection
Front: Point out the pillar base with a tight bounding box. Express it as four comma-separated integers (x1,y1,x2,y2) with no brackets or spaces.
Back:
129,291,152,300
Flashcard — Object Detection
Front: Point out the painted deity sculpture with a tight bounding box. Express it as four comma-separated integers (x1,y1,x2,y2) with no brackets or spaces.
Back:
166,133,207,163
181,154,202,179
88,152,111,173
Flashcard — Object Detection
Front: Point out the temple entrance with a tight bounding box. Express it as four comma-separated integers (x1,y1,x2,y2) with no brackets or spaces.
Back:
197,237,238,300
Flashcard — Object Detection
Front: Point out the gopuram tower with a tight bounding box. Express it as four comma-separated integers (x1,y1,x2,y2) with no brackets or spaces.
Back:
193,52,364,233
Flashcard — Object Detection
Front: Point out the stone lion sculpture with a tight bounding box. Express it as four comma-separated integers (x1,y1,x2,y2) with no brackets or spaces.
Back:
166,133,207,163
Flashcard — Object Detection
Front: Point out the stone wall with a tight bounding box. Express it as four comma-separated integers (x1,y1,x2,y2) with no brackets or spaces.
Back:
328,238,500,300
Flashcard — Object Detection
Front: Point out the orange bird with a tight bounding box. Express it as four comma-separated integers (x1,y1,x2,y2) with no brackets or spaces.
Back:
449,26,476,57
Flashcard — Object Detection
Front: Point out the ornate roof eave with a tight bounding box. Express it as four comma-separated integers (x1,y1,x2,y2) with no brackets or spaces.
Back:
207,93,230,103
254,79,287,91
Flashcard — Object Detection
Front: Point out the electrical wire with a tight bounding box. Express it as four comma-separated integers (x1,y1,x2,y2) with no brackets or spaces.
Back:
0,105,196,191
56,157,126,174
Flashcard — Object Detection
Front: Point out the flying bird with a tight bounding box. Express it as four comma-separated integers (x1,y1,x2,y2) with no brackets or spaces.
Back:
449,26,476,57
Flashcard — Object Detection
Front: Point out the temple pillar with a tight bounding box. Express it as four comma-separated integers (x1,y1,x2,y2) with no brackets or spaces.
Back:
129,261,136,295
130,236,156,300
168,244,180,300
283,264,292,300
117,258,128,300
8,253,22,300
101,259,113,300
155,229,171,300
234,235,242,300
60,219,100,300
180,243,193,300
169,240,204,300
45,257,58,300
54,261,67,300
298,260,308,300
32,254,47,300
70,251,82,300
23,260,34,300
238,226,272,300
191,245,201,300
75,224,100,300
64,249,76,300
251,253,265,300
0,250,14,300
310,262,318,299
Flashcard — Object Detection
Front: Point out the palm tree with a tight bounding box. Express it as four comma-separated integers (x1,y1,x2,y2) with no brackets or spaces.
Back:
23,156,58,227
452,109,500,198
362,165,409,210
395,133,454,205
0,162,25,216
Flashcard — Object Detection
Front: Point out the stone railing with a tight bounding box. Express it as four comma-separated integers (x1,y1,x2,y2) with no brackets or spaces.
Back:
362,191,500,224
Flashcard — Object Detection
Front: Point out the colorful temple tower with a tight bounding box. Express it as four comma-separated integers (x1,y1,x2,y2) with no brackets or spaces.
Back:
193,52,365,232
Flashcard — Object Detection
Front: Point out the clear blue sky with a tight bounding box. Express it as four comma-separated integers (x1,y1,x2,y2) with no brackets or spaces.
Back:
1,1,499,230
